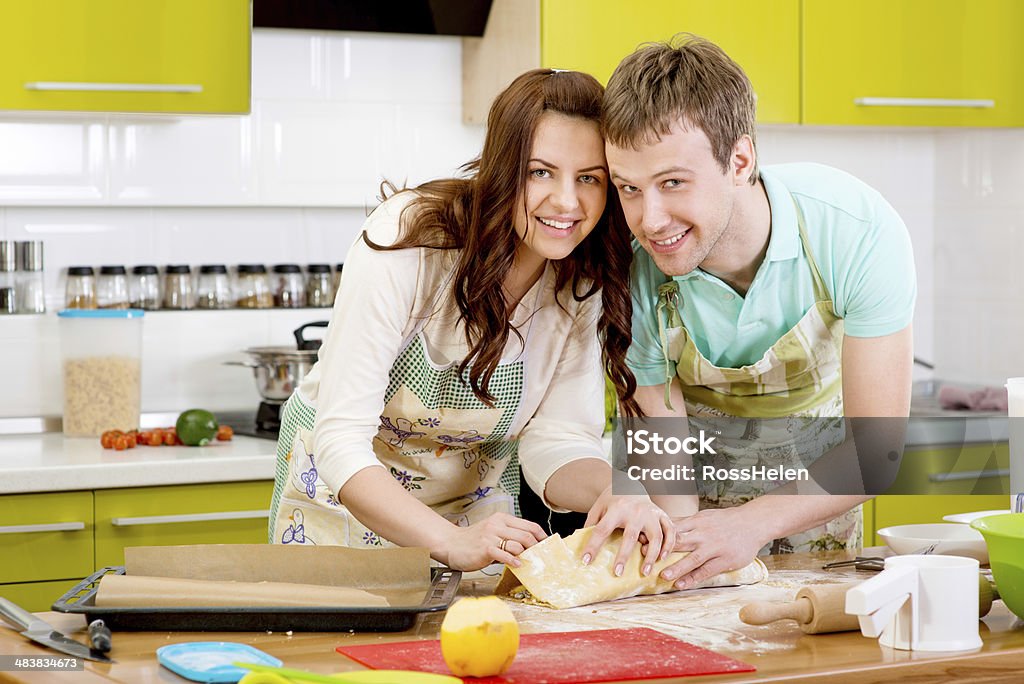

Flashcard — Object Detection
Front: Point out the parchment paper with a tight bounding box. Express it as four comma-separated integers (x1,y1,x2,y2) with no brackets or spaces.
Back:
95,574,397,607
94,544,431,608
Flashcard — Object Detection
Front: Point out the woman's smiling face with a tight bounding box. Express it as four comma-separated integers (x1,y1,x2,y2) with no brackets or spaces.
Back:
512,111,608,265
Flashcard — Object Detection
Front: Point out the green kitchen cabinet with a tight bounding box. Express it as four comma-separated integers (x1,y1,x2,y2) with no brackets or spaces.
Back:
0,579,85,613
540,0,800,123
803,0,1024,127
94,481,272,568
0,0,251,114
864,442,1010,545
869,494,1009,546
0,491,94,612
860,496,874,545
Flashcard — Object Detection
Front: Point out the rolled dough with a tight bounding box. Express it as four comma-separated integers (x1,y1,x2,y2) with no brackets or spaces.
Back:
495,527,768,609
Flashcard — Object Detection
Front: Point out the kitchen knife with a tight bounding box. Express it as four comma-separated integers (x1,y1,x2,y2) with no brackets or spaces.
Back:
0,597,113,663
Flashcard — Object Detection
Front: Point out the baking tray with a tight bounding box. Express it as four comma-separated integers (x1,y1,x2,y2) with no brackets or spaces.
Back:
51,565,461,632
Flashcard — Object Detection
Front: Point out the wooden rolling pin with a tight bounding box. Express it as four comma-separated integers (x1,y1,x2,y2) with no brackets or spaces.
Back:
739,575,997,634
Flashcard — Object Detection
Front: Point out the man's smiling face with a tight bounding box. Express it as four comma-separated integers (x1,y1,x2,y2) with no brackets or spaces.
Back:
606,121,741,277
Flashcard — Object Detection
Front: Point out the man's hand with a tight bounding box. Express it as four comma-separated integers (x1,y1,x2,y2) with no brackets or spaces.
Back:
580,485,675,577
657,507,770,589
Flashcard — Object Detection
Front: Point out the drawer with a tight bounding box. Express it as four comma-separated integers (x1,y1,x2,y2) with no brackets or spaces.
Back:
0,579,83,613
885,443,1009,495
0,491,94,584
95,481,272,568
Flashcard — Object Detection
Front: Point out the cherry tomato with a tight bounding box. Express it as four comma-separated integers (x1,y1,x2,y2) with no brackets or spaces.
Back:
113,436,128,450
216,425,234,441
101,432,115,449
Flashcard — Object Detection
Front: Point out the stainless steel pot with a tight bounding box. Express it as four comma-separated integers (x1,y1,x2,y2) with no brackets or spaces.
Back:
226,322,328,402
226,347,319,402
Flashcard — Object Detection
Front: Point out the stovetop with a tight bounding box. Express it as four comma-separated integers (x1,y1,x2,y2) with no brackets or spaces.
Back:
217,409,280,441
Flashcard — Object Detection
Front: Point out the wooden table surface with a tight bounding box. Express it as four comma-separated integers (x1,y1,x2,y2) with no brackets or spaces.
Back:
1,549,1023,683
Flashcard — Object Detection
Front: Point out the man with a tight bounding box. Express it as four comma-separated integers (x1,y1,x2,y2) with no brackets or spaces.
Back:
583,35,915,589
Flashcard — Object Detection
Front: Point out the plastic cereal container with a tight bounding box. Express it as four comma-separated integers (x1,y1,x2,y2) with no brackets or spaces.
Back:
58,309,144,437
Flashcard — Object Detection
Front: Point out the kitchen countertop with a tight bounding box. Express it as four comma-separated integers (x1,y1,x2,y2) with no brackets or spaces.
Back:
0,433,276,494
0,421,1007,495
0,549,1021,683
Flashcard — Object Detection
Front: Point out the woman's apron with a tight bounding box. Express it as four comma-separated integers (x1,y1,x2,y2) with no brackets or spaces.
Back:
268,273,537,548
655,197,861,554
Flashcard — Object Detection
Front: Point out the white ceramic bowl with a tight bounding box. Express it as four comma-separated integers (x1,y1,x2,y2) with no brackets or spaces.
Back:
877,523,989,563
942,510,1011,525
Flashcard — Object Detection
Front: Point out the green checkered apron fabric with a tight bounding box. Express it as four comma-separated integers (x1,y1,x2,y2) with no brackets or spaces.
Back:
269,328,528,547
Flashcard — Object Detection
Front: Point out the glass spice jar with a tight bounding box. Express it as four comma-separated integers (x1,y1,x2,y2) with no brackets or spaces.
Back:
97,265,130,309
130,265,161,311
234,264,273,309
196,264,232,310
272,264,305,308
65,266,97,310
305,264,333,308
0,241,16,315
16,241,46,314
162,265,193,310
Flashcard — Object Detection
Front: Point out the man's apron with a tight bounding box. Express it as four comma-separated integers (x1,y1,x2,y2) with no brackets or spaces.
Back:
268,276,535,548
655,198,861,554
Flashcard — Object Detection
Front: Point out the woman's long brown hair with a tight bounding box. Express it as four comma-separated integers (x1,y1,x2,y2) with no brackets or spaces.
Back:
364,69,638,417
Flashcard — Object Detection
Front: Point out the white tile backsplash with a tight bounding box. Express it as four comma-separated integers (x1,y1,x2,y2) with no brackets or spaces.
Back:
0,28,1021,418
108,116,257,204
5,207,157,312
0,120,106,203
252,30,329,101
387,103,486,187
300,207,368,264
254,99,396,206
151,207,307,266
934,129,1024,210
323,33,463,104
0,315,60,417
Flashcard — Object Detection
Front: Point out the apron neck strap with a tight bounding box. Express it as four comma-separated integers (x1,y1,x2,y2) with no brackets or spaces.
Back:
655,281,683,411
791,197,831,302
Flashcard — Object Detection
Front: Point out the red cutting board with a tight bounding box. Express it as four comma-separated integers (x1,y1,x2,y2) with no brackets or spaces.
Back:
337,628,755,683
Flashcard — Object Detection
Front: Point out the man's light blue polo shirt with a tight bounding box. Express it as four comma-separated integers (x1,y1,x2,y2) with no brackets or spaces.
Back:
627,163,917,386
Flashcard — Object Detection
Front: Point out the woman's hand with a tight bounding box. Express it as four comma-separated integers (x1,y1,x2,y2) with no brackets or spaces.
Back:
579,485,675,577
441,512,548,572
657,506,770,589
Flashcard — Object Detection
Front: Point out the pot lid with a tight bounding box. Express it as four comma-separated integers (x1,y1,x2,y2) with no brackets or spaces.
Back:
244,346,319,360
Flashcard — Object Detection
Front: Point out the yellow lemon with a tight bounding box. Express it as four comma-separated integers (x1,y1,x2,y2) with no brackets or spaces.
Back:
440,596,519,677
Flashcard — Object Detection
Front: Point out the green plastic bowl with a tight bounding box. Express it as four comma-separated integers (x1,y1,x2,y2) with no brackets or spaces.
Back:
972,513,1024,620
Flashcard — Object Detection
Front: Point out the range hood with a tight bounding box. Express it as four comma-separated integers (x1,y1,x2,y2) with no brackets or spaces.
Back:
254,0,494,36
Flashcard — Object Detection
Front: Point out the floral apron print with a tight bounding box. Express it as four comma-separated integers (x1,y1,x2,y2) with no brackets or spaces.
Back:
655,195,861,554
269,282,534,549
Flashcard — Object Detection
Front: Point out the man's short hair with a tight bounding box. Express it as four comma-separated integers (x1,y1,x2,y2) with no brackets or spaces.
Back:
603,33,759,184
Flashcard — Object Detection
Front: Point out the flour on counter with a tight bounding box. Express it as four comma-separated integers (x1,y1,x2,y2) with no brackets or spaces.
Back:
506,569,854,655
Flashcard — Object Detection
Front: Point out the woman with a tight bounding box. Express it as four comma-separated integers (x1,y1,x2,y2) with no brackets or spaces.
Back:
269,69,674,573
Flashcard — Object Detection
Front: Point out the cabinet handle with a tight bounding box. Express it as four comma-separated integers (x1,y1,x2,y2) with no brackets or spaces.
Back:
854,97,994,109
24,81,203,93
0,521,86,534
110,509,270,526
928,468,1010,483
